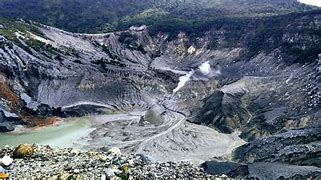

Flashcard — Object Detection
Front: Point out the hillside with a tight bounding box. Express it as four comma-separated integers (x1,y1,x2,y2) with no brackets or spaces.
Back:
0,0,315,33
0,1,321,179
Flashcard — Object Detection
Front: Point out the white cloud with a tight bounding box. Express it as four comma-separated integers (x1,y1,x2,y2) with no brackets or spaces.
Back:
299,0,321,7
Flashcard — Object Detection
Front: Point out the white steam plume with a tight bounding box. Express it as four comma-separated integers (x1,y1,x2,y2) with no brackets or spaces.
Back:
173,70,194,93
199,61,211,75
173,61,214,93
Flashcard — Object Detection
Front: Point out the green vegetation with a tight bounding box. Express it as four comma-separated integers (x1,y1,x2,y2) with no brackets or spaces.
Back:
25,39,57,54
0,1,320,65
0,17,44,42
0,0,314,33
143,10,321,64
91,58,126,68
0,17,68,60
241,11,321,64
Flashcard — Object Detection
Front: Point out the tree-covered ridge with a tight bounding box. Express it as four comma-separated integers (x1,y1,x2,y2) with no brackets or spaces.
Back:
0,0,315,33
138,9,321,64
0,17,44,42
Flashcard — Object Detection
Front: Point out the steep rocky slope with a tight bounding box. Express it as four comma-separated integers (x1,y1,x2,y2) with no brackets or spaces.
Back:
0,8,320,179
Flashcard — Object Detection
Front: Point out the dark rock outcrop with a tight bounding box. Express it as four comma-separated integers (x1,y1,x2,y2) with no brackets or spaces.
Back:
201,161,249,178
191,90,250,133
233,128,321,168
0,121,14,132
203,161,321,179
0,110,22,132
246,163,321,180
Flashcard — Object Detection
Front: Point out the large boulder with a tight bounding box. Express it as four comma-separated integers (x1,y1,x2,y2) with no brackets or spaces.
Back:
13,144,34,158
107,147,121,156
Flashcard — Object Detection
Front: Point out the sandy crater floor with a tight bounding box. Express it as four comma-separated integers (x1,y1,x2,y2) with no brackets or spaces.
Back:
0,109,245,164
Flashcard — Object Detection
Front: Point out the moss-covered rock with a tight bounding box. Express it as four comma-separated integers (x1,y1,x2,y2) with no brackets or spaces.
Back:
13,144,34,158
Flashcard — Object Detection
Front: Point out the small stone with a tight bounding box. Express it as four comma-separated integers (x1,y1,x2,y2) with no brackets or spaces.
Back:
0,155,13,166
73,169,80,174
107,147,121,156
101,174,106,180
71,149,81,155
98,154,109,162
64,164,73,171
75,175,85,180
105,168,122,178
48,175,59,180
89,152,98,158
58,173,74,180
119,165,129,173
127,159,135,166
221,174,228,178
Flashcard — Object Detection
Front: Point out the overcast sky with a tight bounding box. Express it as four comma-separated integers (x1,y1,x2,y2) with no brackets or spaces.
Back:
299,0,321,7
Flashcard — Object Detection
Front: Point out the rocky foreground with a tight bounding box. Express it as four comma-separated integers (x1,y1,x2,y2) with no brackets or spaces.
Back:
0,144,228,180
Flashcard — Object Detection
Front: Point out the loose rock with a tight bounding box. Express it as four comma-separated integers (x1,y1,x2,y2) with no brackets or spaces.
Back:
13,144,34,158
107,147,121,156
0,155,13,166
0,145,227,179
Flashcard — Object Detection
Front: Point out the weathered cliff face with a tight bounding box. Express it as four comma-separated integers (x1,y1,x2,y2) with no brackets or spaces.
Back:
0,21,182,130
191,56,320,140
1,11,321,131
0,10,321,178
185,12,321,141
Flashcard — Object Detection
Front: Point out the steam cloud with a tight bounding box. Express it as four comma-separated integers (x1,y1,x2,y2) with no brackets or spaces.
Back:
173,70,194,93
198,61,211,75
173,61,213,93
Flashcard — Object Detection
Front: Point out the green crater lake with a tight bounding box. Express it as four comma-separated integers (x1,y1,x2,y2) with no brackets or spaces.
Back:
0,117,94,149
